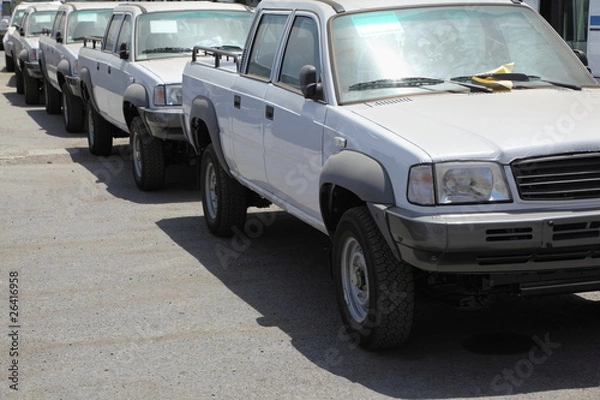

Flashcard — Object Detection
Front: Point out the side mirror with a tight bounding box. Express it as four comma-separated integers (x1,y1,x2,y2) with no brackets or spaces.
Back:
56,31,62,43
573,49,589,66
119,42,129,60
18,26,24,36
299,64,322,101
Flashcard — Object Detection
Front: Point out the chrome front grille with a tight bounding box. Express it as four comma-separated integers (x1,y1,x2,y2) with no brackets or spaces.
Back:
511,153,600,200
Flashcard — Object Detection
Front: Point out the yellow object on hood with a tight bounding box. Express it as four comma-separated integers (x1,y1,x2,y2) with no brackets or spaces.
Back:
471,62,515,90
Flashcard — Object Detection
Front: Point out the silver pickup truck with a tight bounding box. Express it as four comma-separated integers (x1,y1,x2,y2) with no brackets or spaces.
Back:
182,0,600,349
39,1,115,132
77,1,252,191
9,2,59,104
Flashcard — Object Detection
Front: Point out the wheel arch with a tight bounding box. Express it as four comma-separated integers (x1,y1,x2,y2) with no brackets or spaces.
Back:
78,67,94,106
319,150,397,255
123,83,148,128
56,59,71,88
189,95,230,175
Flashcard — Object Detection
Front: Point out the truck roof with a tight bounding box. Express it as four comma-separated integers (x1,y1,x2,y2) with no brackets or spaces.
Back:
112,0,252,14
258,0,525,14
57,2,120,12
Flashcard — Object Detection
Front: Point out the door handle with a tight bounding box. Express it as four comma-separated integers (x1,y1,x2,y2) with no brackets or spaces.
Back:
96,62,100,71
234,95,241,109
108,65,111,74
265,105,274,120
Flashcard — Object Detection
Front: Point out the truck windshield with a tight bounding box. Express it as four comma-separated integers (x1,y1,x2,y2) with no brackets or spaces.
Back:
331,5,598,104
27,11,57,36
136,10,252,60
67,10,112,43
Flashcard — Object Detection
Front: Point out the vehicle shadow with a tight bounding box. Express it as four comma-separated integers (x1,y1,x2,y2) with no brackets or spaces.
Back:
67,144,200,205
157,212,600,398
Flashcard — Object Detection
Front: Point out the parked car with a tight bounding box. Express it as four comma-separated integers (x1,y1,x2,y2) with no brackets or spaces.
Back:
3,2,47,72
39,2,116,132
78,1,253,190
11,2,60,104
182,0,600,349
0,0,12,50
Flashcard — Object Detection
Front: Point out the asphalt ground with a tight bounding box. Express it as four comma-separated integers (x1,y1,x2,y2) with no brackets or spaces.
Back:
0,51,599,400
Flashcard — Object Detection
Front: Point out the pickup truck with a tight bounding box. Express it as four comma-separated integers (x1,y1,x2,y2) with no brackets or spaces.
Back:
10,2,60,104
78,1,253,191
182,0,600,349
39,2,115,132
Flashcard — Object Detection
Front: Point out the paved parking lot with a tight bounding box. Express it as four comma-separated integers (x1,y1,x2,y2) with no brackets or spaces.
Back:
1,52,599,400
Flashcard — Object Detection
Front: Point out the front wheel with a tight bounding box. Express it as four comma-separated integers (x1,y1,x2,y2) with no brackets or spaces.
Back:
23,68,40,105
332,206,414,350
86,101,113,156
62,82,84,133
5,53,14,73
200,143,247,236
130,116,165,191
44,78,61,114
15,65,24,94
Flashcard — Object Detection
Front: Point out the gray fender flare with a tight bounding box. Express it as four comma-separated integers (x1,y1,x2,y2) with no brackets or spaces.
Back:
78,67,96,108
189,95,230,173
319,150,399,257
123,83,148,128
319,150,394,205
56,59,72,87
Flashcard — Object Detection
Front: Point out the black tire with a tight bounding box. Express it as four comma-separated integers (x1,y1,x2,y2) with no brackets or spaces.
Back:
44,78,61,114
62,82,84,133
15,65,24,94
23,68,40,105
332,206,414,350
200,143,247,237
130,116,165,191
5,53,14,73
86,101,113,156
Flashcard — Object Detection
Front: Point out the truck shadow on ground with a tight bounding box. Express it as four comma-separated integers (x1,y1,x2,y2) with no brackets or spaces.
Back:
65,144,200,205
157,211,600,398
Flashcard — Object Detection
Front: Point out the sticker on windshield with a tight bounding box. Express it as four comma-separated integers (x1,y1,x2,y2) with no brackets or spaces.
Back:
33,15,52,23
150,20,178,34
351,12,403,37
76,12,99,23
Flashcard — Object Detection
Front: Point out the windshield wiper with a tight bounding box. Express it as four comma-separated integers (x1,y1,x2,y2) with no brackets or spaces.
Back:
142,47,193,54
349,77,492,92
452,73,582,91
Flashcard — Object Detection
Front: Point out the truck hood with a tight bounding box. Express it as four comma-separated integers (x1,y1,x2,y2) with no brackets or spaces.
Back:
349,88,600,163
137,57,189,84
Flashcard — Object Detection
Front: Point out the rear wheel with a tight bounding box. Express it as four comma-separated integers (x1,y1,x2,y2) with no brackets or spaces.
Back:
5,53,14,73
23,68,40,105
86,101,113,156
200,143,247,236
62,82,84,133
333,206,414,350
44,78,61,114
130,116,165,191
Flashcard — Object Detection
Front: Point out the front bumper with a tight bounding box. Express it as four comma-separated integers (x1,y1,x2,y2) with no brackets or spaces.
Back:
386,206,600,273
140,108,184,141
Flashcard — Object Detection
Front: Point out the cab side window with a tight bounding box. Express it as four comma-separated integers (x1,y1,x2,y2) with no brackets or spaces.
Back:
246,14,288,80
115,14,132,58
279,16,320,89
103,14,123,52
52,11,65,37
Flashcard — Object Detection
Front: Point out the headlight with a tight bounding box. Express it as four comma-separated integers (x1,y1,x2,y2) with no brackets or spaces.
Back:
29,48,37,61
153,84,182,106
408,162,511,205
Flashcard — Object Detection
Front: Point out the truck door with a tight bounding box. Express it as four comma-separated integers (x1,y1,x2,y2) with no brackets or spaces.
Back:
231,12,289,188
103,12,131,129
44,11,65,88
92,13,123,121
263,14,326,224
